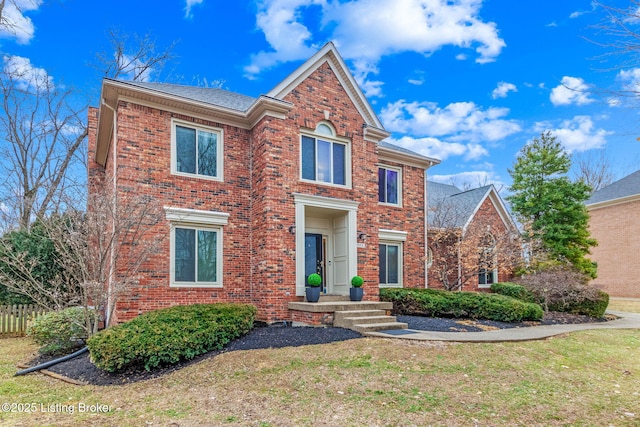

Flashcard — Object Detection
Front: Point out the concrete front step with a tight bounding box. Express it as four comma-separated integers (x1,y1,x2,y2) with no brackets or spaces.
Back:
333,309,408,333
333,309,387,327
288,300,393,313
351,321,409,334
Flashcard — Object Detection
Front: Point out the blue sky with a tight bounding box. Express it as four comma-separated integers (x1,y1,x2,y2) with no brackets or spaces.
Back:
3,0,640,190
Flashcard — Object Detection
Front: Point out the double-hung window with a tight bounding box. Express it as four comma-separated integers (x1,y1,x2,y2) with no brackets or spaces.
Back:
173,120,223,180
301,123,349,186
166,207,228,288
378,166,401,205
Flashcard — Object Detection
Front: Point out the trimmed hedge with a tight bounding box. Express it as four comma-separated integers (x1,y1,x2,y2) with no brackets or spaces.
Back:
380,288,543,322
87,303,256,372
490,282,537,303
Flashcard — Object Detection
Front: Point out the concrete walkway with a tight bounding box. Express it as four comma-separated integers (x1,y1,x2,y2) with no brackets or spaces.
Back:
366,311,640,342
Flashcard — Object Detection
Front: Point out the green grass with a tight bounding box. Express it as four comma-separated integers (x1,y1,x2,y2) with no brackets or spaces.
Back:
1,328,640,426
608,298,640,313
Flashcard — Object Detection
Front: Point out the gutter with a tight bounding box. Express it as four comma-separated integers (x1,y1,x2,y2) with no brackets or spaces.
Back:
101,98,118,327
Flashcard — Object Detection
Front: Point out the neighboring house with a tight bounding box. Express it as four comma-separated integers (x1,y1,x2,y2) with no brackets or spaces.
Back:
426,182,519,291
586,170,640,298
88,43,440,325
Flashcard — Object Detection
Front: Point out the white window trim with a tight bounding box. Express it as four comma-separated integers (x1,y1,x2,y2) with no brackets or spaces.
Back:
378,240,403,288
171,118,224,182
478,269,498,289
165,207,229,226
165,207,228,288
299,125,352,189
379,229,407,242
377,164,403,207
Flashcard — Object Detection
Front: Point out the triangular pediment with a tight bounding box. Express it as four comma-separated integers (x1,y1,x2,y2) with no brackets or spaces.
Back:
267,42,384,130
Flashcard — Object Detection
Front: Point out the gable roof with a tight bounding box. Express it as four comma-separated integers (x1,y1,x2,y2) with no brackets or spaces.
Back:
268,42,384,130
427,181,516,232
115,81,257,111
379,141,439,169
93,43,439,170
585,169,640,208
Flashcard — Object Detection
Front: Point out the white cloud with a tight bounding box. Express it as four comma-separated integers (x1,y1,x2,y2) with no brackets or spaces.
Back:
185,0,204,18
387,135,475,161
3,55,53,91
534,116,612,153
0,0,42,44
245,0,505,94
429,169,504,190
617,68,640,92
550,76,594,106
323,0,504,63
115,53,154,82
491,81,517,99
244,0,324,78
380,100,521,143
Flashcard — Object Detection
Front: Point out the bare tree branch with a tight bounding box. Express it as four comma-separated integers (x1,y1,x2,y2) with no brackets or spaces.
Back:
93,29,178,82
572,150,615,192
0,187,166,335
428,195,521,291
0,56,88,231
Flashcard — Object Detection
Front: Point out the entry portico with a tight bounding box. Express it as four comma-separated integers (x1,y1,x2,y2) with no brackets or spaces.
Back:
294,193,359,297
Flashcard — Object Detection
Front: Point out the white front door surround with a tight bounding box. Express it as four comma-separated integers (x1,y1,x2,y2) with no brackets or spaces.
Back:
294,193,359,296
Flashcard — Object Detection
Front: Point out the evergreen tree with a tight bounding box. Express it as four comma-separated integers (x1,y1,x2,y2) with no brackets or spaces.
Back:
507,132,597,278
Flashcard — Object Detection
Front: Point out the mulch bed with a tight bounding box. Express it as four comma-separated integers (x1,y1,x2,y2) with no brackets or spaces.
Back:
20,312,612,386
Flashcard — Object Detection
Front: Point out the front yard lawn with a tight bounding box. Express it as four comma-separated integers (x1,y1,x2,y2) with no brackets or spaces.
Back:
2,326,640,426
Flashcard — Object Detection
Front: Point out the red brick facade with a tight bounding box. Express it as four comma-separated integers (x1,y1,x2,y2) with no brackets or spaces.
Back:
88,45,438,324
588,199,640,298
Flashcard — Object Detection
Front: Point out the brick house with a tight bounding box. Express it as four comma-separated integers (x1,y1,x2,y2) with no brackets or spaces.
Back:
426,182,519,291
88,43,440,325
586,170,640,298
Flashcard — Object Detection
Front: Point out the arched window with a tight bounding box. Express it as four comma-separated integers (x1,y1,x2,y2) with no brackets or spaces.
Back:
301,121,350,187
426,247,433,268
315,122,334,136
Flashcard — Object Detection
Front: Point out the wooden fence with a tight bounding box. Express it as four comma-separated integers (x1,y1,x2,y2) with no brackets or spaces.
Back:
0,304,48,338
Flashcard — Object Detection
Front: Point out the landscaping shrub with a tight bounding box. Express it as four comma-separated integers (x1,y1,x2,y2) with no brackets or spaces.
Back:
87,303,256,372
515,265,609,317
547,290,609,318
490,282,536,303
27,306,96,355
379,288,543,322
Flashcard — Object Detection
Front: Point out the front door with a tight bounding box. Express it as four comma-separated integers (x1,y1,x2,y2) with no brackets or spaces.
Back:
305,233,326,293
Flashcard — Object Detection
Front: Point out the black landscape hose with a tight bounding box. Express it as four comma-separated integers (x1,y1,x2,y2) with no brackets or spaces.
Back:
14,346,88,377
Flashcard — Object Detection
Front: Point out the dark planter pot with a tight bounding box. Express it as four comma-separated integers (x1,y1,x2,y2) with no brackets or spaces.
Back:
350,287,363,301
305,286,321,303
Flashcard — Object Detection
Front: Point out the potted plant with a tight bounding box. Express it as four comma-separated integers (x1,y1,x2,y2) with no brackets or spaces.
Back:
350,275,364,301
305,273,322,302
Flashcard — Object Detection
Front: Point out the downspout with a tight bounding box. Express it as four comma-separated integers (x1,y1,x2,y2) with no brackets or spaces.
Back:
14,347,88,377
101,98,118,327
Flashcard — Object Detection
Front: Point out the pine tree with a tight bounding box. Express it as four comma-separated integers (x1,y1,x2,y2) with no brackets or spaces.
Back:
508,132,597,278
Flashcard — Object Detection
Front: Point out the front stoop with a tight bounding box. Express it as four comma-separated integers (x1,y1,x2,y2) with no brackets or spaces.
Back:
333,309,408,334
288,296,407,334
